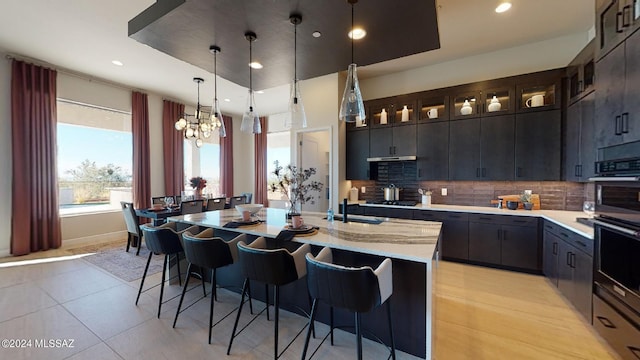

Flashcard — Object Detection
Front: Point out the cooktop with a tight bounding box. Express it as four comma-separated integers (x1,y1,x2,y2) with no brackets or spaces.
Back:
365,200,418,207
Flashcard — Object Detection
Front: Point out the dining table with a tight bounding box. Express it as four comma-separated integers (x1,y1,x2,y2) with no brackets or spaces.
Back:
135,206,181,226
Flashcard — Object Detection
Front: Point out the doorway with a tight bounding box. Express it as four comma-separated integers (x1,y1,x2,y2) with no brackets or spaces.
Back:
297,128,331,213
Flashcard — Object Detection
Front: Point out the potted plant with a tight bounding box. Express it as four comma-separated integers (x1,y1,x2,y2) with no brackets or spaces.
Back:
189,176,207,199
269,160,323,218
520,192,533,210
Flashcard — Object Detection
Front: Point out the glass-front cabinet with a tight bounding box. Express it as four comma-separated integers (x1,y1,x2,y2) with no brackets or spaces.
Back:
481,87,514,116
516,81,560,112
367,96,417,127
598,0,640,57
392,95,417,125
417,92,448,122
450,90,481,119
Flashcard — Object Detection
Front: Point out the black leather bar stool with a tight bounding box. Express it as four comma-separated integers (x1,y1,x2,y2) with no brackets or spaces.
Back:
302,247,396,360
137,222,195,318
173,228,248,344
227,237,311,359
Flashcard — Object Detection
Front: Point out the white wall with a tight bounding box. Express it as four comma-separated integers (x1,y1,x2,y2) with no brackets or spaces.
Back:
360,32,591,99
0,55,12,255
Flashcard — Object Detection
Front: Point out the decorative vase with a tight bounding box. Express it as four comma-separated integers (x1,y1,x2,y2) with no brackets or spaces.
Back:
287,200,302,220
524,202,534,210
380,108,388,124
460,100,473,115
401,105,409,122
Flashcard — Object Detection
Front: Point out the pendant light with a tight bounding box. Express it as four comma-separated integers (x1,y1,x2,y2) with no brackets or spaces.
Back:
175,77,208,148
284,14,307,129
209,45,227,138
240,31,261,134
339,0,366,123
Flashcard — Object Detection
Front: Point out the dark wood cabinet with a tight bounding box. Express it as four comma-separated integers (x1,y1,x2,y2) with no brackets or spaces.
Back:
481,115,515,180
567,40,595,105
542,220,593,322
369,124,416,158
414,211,469,261
346,129,370,180
597,0,640,59
416,122,449,180
595,25,640,149
515,110,561,180
468,214,541,272
363,206,413,219
449,115,515,180
565,92,596,182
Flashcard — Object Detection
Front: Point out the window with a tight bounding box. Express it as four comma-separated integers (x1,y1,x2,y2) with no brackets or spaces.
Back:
266,131,291,203
184,135,222,197
57,99,132,215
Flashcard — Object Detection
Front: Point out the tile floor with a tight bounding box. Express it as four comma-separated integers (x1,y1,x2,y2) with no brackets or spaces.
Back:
0,251,412,360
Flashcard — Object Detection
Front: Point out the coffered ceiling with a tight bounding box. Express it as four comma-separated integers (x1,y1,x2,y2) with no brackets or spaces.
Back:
0,0,594,115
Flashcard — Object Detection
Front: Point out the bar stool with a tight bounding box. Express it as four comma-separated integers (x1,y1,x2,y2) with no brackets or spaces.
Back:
173,228,248,344
227,237,311,359
302,247,396,360
137,222,195,318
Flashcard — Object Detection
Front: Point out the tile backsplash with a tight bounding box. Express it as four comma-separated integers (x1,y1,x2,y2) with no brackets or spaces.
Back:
351,161,592,211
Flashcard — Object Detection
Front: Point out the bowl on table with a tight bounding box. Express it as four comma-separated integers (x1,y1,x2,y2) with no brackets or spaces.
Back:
235,204,264,216
506,201,519,210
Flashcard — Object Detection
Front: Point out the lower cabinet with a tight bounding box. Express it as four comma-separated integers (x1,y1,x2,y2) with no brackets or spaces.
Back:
414,210,469,260
543,220,593,322
468,214,541,272
593,293,640,360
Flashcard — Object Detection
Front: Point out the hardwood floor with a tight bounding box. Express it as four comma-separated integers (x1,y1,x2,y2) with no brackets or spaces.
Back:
434,261,620,360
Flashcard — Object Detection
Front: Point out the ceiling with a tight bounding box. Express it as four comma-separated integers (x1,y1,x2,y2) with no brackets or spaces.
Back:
128,0,440,91
0,0,594,116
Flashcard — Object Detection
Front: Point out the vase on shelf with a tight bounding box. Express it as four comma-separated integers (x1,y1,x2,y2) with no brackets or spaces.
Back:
287,200,302,220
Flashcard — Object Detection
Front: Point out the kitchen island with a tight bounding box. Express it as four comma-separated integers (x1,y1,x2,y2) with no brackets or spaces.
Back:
169,207,441,359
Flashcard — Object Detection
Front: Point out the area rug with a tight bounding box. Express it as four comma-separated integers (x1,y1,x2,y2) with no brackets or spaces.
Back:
69,242,164,282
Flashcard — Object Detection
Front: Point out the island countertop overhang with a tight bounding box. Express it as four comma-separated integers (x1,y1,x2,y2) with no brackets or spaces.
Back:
168,208,441,264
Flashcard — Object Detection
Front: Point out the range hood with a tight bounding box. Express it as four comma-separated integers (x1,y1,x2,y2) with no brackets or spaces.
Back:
367,156,417,162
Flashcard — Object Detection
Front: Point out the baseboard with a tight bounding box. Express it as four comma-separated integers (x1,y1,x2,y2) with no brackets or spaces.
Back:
63,231,128,247
0,249,10,258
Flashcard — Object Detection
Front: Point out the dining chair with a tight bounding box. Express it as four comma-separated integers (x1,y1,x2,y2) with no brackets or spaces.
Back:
206,197,226,211
120,201,142,255
181,199,204,215
174,195,182,204
240,192,253,204
229,195,246,208
151,196,167,205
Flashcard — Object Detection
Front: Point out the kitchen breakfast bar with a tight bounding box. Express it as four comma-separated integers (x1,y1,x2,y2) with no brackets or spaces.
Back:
169,207,442,359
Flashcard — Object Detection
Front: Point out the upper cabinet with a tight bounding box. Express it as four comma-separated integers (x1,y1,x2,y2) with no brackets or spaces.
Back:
481,87,515,116
367,96,417,128
567,40,596,105
417,92,449,122
597,0,640,59
450,90,481,120
595,18,640,148
516,79,561,112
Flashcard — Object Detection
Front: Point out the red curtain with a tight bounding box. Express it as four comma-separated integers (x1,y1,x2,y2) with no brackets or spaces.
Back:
254,117,268,205
162,100,185,197
220,115,234,197
132,92,151,212
10,60,61,256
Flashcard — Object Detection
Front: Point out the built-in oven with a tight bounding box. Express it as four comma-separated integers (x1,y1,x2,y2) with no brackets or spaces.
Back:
591,172,640,359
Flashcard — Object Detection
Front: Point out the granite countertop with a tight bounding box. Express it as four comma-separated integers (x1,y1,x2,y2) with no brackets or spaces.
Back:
358,202,594,239
169,208,441,264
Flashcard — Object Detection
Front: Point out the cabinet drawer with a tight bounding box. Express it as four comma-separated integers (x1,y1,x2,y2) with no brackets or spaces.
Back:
557,228,593,256
413,210,445,221
469,213,537,226
593,295,640,360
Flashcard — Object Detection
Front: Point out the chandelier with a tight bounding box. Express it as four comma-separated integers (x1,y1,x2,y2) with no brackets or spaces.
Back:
175,76,225,147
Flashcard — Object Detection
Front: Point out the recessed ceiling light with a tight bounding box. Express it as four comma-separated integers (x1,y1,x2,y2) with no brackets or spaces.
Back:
312,31,322,38
495,2,512,13
348,28,366,40
249,62,263,69
111,60,123,66
223,98,231,102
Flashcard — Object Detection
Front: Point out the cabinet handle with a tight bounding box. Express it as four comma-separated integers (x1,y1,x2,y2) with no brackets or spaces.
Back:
479,217,492,221
516,167,522,178
545,225,553,230
389,146,393,155
570,253,576,268
560,232,569,238
482,168,487,177
449,215,461,219
513,219,527,223
596,316,616,329
575,240,587,248
622,112,629,133
553,242,558,255
476,168,481,178
566,251,571,266
617,11,624,33
615,115,623,135
575,165,580,177
418,168,422,177
623,5,632,27
577,164,583,177
394,146,397,155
